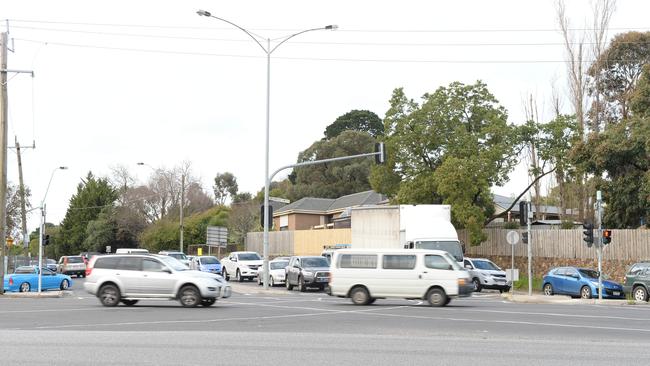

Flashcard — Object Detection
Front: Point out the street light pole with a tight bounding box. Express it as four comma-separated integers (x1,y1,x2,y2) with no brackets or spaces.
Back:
38,166,67,293
197,10,337,290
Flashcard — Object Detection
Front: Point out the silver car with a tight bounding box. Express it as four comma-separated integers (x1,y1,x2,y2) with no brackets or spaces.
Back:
84,254,231,307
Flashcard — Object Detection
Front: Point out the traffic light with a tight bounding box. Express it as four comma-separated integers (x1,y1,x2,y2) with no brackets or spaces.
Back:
43,234,50,246
374,142,386,165
260,204,273,229
602,229,612,245
582,223,594,247
522,232,529,244
519,201,528,226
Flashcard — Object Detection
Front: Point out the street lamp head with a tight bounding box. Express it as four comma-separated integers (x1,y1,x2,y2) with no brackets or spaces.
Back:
59,166,68,170
197,9,212,17
137,162,144,166
325,25,339,30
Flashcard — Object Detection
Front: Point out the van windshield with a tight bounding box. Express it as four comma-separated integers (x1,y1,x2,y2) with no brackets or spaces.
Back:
442,253,463,270
415,241,463,262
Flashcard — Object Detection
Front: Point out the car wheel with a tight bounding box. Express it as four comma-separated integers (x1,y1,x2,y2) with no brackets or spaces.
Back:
60,279,70,290
179,285,201,308
121,300,138,306
236,270,243,283
99,284,121,307
201,298,216,307
19,282,30,292
444,297,451,306
472,278,482,292
257,275,262,286
286,278,294,291
543,283,554,296
350,286,370,305
426,288,447,307
580,286,592,299
223,269,229,281
270,276,275,287
633,286,648,302
298,276,306,292
368,298,376,305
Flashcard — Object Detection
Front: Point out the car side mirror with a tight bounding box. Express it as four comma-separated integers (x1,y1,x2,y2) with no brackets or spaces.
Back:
448,265,453,271
464,265,472,269
293,263,300,268
163,268,172,274
232,258,237,262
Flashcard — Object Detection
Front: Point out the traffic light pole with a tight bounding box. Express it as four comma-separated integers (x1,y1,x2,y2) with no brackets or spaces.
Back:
596,191,603,301
527,201,532,296
38,204,45,293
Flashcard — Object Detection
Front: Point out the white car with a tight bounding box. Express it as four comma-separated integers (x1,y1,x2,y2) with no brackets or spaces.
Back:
463,257,511,293
221,251,263,282
257,259,290,286
158,251,191,267
84,254,231,307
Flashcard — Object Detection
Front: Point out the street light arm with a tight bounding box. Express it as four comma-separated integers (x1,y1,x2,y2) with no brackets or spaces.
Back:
42,166,66,205
270,26,336,54
197,10,268,53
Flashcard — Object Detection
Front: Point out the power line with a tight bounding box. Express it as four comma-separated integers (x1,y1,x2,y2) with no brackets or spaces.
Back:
7,19,650,33
10,25,650,47
15,38,650,64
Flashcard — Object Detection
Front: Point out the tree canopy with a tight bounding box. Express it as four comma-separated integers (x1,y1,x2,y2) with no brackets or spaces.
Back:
324,110,384,139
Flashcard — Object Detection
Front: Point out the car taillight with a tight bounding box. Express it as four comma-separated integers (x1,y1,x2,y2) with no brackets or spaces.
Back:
8,278,13,286
85,267,93,276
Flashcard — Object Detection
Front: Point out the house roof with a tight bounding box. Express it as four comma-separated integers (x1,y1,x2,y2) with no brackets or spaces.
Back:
493,193,574,216
274,190,387,216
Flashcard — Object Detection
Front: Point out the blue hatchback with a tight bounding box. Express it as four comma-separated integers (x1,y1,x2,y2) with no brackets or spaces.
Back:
542,267,624,299
192,256,223,275
3,266,73,293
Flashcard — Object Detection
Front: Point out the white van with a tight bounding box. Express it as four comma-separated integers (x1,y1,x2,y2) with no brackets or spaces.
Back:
327,249,473,306
115,248,149,254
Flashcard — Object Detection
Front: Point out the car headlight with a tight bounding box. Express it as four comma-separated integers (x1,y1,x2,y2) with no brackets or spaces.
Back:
303,271,313,277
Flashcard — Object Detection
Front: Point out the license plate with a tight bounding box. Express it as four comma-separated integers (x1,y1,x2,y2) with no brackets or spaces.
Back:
317,278,328,282
613,291,620,296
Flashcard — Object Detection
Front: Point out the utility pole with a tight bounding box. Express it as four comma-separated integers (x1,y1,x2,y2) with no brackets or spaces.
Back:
527,199,533,296
180,173,184,253
15,137,33,256
1,32,9,293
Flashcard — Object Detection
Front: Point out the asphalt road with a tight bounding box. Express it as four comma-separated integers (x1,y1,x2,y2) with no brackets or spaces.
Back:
1,278,649,365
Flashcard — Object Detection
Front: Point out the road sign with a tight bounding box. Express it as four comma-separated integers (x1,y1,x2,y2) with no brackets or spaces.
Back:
269,196,290,204
506,268,519,282
506,230,519,245
207,226,228,247
198,247,203,256
106,245,111,253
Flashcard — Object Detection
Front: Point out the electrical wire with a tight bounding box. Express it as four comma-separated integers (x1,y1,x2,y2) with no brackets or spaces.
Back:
14,38,650,64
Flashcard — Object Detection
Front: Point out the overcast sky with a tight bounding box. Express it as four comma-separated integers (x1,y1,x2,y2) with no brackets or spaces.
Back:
2,0,647,234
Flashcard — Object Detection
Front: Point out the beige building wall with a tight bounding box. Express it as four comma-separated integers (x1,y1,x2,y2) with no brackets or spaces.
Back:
294,229,352,256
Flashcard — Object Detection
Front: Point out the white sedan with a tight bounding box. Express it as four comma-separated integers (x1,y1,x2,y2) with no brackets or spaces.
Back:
257,260,290,287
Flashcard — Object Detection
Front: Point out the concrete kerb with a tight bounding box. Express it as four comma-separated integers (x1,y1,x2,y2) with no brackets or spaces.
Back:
501,292,648,306
1,290,74,299
228,282,295,296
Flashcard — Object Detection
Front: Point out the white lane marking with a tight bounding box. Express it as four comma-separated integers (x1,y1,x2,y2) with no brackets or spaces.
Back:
22,304,408,330
436,308,650,322
0,307,107,314
355,310,650,334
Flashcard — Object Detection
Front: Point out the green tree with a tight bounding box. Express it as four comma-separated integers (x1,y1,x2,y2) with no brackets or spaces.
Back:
589,31,650,124
57,172,118,255
213,172,238,205
290,130,376,200
324,109,384,139
370,82,522,245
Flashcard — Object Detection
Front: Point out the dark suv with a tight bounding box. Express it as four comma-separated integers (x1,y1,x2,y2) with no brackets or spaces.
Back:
623,262,650,302
285,256,330,292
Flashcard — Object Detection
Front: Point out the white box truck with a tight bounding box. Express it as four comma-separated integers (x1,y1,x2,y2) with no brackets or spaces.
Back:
350,205,464,264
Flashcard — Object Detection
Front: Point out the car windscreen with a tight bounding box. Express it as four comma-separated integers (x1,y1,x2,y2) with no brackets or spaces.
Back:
67,257,84,264
415,241,463,262
158,256,188,271
270,261,289,270
238,253,261,261
578,269,600,279
302,257,329,268
200,257,220,265
473,260,500,271
168,253,187,260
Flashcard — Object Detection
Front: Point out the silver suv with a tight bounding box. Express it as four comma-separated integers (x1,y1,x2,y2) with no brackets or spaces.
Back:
84,254,231,307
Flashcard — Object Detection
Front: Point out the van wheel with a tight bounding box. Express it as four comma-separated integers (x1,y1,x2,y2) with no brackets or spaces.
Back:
350,286,370,305
426,288,447,307
179,285,200,307
99,284,121,307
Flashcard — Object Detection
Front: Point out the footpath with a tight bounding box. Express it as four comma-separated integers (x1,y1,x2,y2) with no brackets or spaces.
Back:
1,290,73,299
502,290,646,306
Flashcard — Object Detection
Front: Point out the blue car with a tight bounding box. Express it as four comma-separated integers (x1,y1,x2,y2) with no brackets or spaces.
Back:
192,256,223,275
542,267,624,299
3,266,73,293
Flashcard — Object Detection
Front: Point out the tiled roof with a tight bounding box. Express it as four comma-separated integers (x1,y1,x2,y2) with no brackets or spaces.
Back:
275,190,387,215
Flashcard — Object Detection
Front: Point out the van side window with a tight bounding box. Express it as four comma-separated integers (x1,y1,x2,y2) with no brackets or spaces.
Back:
339,254,377,269
382,255,416,270
425,255,451,270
